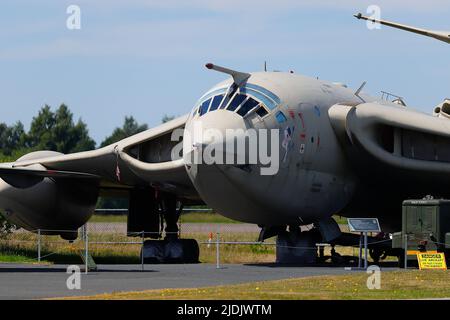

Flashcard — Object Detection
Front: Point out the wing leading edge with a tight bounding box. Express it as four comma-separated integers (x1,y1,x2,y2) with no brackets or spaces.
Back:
0,114,198,199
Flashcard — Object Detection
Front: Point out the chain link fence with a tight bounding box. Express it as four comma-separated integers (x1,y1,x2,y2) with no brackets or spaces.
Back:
0,210,396,270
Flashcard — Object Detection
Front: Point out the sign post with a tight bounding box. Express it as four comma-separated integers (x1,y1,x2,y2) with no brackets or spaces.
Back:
347,218,381,270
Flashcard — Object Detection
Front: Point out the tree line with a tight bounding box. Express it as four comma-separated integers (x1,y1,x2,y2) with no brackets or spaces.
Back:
0,104,176,232
0,104,175,162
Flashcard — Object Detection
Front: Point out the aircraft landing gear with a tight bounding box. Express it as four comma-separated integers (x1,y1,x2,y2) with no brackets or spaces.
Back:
275,226,321,264
130,189,199,264
142,239,199,264
369,248,388,264
330,246,345,264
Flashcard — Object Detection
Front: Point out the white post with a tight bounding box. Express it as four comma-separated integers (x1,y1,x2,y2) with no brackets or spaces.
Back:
216,232,220,269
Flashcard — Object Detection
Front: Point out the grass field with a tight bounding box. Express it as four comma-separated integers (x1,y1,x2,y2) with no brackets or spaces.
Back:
0,215,387,264
180,213,239,224
64,270,450,300
90,213,345,224
89,212,239,224
0,231,277,264
89,215,127,223
0,230,371,265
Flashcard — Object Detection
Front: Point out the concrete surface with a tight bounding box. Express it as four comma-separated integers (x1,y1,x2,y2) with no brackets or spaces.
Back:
0,263,393,299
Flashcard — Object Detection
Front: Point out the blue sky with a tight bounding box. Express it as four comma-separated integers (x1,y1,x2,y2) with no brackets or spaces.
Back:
0,0,449,144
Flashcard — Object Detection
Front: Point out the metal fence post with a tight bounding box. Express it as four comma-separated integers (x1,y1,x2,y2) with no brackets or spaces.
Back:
404,233,408,269
85,225,88,274
358,232,362,269
364,231,368,269
37,229,41,263
141,231,145,271
216,232,220,269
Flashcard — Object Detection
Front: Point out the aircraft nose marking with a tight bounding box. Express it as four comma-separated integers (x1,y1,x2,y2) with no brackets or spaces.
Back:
282,126,295,163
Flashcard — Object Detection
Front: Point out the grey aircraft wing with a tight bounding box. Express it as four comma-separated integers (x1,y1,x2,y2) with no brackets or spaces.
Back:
0,114,198,199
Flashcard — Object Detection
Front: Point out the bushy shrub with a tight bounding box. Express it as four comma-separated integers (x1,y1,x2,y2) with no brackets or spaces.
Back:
0,212,16,238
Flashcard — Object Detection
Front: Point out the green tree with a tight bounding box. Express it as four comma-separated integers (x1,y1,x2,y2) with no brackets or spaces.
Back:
96,197,129,210
0,212,16,237
0,104,96,229
162,114,175,123
0,121,26,156
26,104,95,153
100,116,148,147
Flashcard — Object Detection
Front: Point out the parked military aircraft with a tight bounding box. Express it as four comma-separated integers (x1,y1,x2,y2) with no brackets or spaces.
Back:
0,14,448,262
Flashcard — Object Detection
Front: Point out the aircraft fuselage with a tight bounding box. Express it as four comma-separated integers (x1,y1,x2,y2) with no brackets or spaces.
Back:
183,72,386,227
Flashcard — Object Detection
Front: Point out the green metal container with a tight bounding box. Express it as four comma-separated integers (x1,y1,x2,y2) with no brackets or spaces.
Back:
393,200,450,257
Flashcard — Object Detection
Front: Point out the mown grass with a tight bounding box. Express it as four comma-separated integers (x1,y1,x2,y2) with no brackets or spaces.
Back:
0,214,389,265
180,213,240,224
90,213,240,224
189,232,275,264
90,214,346,224
0,231,277,264
0,233,141,264
89,215,127,223
64,270,450,300
0,253,37,263
0,231,385,265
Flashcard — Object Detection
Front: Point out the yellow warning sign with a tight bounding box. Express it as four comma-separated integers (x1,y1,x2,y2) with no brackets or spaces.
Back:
417,252,447,270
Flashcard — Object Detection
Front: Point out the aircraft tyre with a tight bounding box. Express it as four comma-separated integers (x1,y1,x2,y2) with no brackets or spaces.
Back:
275,229,319,264
142,239,199,264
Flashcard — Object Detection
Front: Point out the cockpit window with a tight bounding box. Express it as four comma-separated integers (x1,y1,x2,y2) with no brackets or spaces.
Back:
192,83,280,119
227,94,247,111
240,87,277,110
255,106,268,117
197,87,228,103
245,83,281,105
237,97,259,116
209,94,224,112
199,98,211,116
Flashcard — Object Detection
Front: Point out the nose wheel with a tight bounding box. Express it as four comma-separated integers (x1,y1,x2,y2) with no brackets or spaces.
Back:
141,239,199,264
129,188,200,263
275,226,321,264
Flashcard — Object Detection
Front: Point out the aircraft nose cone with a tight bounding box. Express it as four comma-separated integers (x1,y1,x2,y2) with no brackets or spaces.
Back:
183,110,248,170
183,110,280,224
